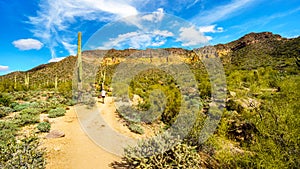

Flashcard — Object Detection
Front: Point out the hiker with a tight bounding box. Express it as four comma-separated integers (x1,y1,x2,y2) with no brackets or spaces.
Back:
101,89,106,104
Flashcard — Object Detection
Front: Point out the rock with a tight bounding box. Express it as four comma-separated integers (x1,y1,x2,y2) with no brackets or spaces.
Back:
54,147,61,151
229,91,236,97
45,130,65,139
132,94,143,106
226,97,260,113
40,114,50,123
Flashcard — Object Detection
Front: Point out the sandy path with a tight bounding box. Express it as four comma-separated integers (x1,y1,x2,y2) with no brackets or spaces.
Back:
99,97,154,139
42,99,121,169
42,97,160,169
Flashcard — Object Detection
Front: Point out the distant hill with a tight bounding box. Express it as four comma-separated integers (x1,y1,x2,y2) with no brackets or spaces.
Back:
215,32,300,70
1,32,299,89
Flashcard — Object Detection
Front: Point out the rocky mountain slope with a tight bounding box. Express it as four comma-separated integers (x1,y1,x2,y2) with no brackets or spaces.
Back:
1,32,299,88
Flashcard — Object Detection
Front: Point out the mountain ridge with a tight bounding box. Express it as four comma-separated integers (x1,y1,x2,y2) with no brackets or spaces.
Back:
1,32,299,87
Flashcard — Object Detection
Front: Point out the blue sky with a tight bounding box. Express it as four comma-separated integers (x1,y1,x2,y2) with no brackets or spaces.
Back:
0,0,299,75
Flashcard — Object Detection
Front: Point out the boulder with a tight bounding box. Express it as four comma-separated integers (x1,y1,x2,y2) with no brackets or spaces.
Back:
45,130,65,139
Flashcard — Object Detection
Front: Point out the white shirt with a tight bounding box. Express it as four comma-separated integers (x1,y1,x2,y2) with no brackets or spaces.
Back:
101,90,106,97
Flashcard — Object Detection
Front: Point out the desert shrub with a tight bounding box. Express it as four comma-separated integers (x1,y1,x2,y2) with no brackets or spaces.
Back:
66,99,76,106
48,107,66,118
13,102,31,112
0,93,12,107
0,121,18,143
117,106,141,123
20,107,42,116
37,122,51,132
14,113,39,126
128,123,144,135
0,106,14,118
58,81,72,98
9,102,18,109
0,136,46,168
29,102,40,108
128,70,182,125
112,135,203,168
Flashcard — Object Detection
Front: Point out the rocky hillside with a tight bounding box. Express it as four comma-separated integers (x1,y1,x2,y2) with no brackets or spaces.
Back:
215,32,300,69
1,32,299,88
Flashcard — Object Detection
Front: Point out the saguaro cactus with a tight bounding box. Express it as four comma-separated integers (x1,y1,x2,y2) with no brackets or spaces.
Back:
100,69,106,90
296,56,300,68
24,73,29,88
55,75,58,90
14,75,17,89
77,32,83,83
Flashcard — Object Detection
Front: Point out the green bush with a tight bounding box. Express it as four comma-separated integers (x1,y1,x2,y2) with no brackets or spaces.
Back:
13,102,31,112
48,107,66,118
128,123,144,135
66,99,76,106
0,93,12,107
112,135,202,168
0,136,46,168
14,113,39,126
0,121,18,143
20,107,42,116
0,106,14,118
37,122,51,132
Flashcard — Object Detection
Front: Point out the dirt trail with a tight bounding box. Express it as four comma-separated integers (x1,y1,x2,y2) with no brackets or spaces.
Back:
42,97,121,169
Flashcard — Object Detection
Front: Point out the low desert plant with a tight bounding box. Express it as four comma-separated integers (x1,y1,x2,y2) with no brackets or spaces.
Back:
112,134,203,168
0,93,12,107
20,107,42,116
14,113,39,127
0,136,46,168
0,121,18,142
13,102,31,112
0,106,14,118
37,122,51,132
48,107,66,118
128,123,144,135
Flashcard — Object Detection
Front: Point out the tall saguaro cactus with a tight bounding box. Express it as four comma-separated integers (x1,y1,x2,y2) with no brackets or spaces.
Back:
100,69,106,90
55,75,58,90
14,75,17,89
296,56,300,68
77,32,83,83
24,73,29,88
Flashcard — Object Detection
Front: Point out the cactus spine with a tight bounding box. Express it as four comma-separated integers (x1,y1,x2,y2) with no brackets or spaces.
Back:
77,32,82,83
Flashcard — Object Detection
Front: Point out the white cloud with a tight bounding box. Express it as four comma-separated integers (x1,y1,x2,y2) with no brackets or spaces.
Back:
0,65,9,71
192,0,255,24
62,41,77,56
199,25,224,33
99,30,174,49
205,36,213,41
142,8,164,22
187,0,202,9
123,8,165,30
48,57,66,63
12,39,43,50
28,0,139,58
176,26,209,46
